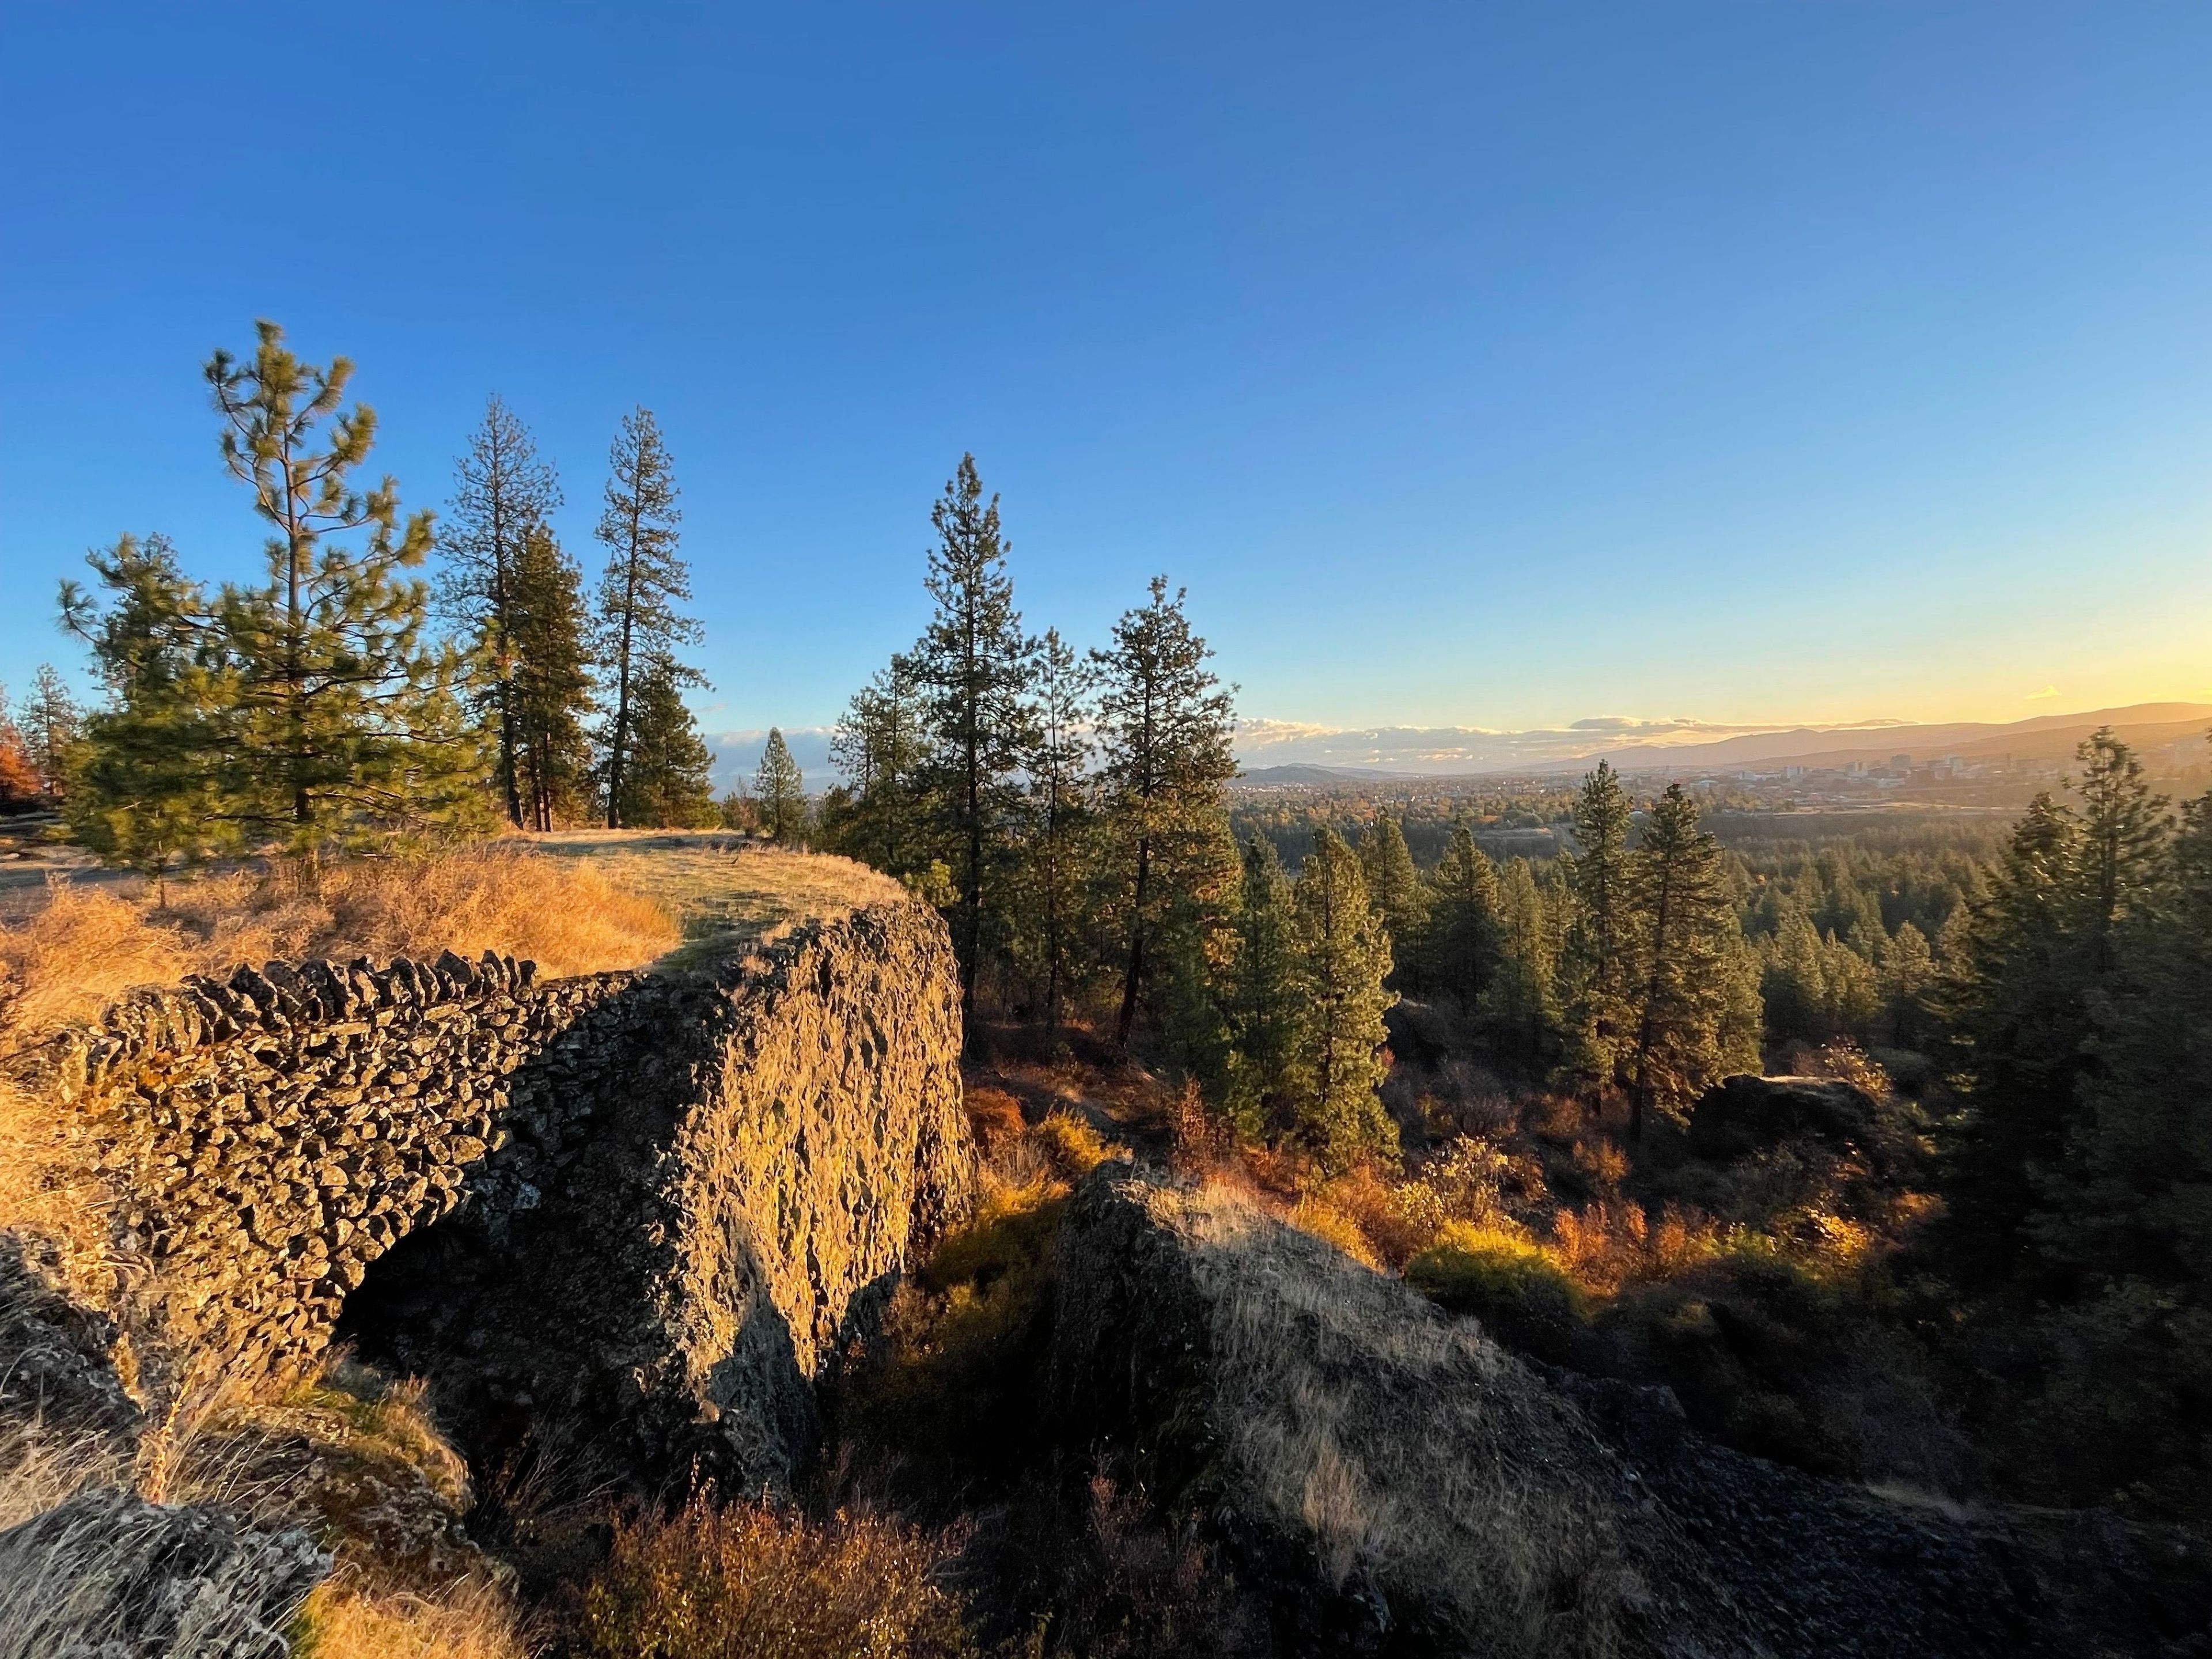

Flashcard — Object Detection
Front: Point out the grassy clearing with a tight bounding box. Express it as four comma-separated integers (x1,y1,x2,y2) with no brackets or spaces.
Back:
0,845,680,1054
525,831,906,965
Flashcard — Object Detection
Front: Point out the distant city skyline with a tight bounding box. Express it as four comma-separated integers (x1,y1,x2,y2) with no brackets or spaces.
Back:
5,5,2209,746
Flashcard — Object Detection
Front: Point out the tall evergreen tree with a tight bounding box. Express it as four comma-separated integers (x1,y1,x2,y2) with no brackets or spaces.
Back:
2004,780,2212,1512
14,664,81,800
1624,783,1753,1140
1090,577,1238,1048
612,652,716,828
828,652,933,878
203,321,486,852
1562,760,1635,1087
594,408,698,827
1289,827,1399,1169
755,727,806,842
440,396,562,827
1017,628,1092,1040
1943,732,2168,1287
1423,818,1500,1012
913,454,1036,1018
59,534,233,888
1489,856,1565,1071
1358,813,1427,984
2074,727,2168,963
1226,834,1303,1138
1881,919,1936,1049
507,522,597,830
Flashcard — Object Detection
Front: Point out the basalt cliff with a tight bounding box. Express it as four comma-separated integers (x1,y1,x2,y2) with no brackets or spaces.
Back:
1,895,972,1505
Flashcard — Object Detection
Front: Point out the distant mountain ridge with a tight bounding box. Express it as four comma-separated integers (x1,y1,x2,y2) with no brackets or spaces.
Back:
1237,763,1423,785
1506,702,2212,777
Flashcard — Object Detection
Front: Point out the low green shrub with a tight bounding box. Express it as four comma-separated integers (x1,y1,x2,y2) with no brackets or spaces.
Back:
1405,1222,1593,1364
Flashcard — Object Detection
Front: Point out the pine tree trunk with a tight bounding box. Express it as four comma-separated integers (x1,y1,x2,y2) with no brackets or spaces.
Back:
490,477,523,828
605,527,641,830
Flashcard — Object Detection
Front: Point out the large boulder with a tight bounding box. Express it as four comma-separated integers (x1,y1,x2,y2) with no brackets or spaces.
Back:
1050,1165,2206,1658
1687,1074,1885,1163
0,1485,327,1659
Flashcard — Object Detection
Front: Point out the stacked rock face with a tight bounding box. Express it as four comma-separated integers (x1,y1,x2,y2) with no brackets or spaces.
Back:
4,899,972,1494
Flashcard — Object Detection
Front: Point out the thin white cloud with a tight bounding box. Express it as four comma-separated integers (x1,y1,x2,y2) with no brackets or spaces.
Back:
2027,685,2061,700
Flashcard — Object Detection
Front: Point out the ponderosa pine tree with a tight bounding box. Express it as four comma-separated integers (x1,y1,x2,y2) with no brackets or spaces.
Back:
507,522,597,830
594,408,698,827
2009,778,2212,1515
1562,760,1635,1089
612,651,716,828
1881,919,1936,1049
828,652,933,879
914,455,1036,1018
1940,790,2088,1285
1358,813,1427,986
1942,732,2168,1288
1017,628,1092,1040
1423,818,1500,1012
1489,856,1565,1071
1091,577,1238,1049
755,728,806,842
14,664,80,800
2074,726,2168,964
1624,783,1753,1140
1289,827,1399,1169
204,322,486,853
1226,834,1303,1138
59,534,233,888
440,396,562,827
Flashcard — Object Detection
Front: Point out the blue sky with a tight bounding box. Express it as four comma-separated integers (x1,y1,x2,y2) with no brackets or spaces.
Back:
4,3,2209,775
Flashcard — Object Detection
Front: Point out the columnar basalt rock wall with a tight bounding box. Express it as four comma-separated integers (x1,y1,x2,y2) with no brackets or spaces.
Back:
346,900,974,1488
6,899,971,1491
21,946,630,1380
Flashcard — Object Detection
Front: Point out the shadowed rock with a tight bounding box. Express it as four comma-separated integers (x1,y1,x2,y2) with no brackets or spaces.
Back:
1052,1165,2208,1658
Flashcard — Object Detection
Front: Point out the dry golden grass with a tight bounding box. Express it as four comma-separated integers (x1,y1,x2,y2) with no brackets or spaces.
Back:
0,850,679,1268
577,1499,976,1659
0,846,679,1055
290,1573,531,1659
0,1070,116,1268
158,846,680,986
0,885,194,1046
526,832,907,965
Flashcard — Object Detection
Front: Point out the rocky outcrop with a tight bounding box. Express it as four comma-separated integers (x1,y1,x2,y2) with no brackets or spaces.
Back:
1686,1073,1889,1164
1052,1166,2209,1658
1,896,971,1495
343,901,972,1491
0,1485,327,1659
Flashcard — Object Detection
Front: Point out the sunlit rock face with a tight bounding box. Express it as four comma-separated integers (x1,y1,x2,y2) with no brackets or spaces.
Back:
6,897,972,1494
